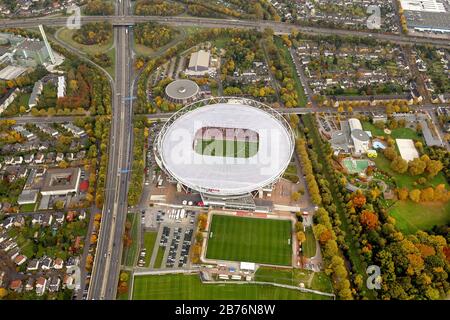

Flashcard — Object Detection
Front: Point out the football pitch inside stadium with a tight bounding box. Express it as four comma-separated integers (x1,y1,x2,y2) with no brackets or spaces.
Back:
206,215,292,266
194,139,259,158
132,274,330,300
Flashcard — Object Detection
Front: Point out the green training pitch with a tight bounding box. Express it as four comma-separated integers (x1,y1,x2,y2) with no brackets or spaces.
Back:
132,274,330,300
206,215,292,266
194,139,259,158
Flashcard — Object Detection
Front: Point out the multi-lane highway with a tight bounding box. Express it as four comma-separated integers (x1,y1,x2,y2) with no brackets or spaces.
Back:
87,0,134,300
1,4,449,300
1,15,450,49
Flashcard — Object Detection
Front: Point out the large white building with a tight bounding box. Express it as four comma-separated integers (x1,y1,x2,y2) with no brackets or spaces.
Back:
57,76,66,98
400,0,450,33
348,118,370,155
40,168,81,196
154,97,294,210
400,0,446,12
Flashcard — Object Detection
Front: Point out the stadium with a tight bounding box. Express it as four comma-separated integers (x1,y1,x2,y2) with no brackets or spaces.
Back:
154,97,294,209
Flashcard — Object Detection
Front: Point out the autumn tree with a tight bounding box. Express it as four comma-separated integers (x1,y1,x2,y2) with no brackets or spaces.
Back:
350,191,366,208
419,187,434,202
397,188,409,201
297,231,306,244
391,156,408,174
360,210,379,230
0,288,7,299
409,189,421,203
408,158,426,176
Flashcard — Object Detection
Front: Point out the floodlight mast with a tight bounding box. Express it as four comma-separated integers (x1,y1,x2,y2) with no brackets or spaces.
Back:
38,25,56,65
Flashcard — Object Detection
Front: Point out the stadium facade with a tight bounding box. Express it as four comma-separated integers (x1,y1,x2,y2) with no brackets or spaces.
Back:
154,97,295,211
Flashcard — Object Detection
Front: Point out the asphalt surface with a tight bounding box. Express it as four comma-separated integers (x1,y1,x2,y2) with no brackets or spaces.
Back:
88,0,134,300
1,5,450,300
1,15,450,49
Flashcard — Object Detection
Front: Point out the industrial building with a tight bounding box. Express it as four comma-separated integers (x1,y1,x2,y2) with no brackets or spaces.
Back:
185,50,214,76
400,0,450,34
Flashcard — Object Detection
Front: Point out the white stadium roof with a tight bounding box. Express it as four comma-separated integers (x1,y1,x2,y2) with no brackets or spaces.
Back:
157,99,294,196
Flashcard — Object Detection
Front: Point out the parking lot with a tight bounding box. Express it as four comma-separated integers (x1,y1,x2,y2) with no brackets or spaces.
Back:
147,207,197,269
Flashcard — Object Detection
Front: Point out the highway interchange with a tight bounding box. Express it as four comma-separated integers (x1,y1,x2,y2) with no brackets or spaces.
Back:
1,1,449,300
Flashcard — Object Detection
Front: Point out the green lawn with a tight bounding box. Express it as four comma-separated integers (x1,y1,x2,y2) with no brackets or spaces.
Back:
362,121,423,141
132,274,330,300
254,267,333,293
122,213,139,267
104,48,115,78
56,27,113,55
374,153,448,190
302,227,317,258
283,164,299,183
19,203,36,212
143,232,157,267
389,201,450,234
153,246,166,269
194,139,259,158
206,215,292,266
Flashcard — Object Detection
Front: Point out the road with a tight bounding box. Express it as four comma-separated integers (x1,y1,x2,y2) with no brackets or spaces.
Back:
1,15,450,49
88,0,134,300
1,8,450,299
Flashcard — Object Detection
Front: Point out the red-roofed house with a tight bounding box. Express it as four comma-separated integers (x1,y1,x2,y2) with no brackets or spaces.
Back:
9,279,22,292
14,255,27,266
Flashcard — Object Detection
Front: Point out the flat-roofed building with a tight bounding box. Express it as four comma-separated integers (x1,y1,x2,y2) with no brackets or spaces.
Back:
0,88,19,114
57,76,65,98
17,189,38,205
0,65,27,80
28,80,43,109
40,167,81,196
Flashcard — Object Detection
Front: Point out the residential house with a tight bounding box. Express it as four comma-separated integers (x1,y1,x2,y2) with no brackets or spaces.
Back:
23,154,35,164
53,258,64,270
35,277,47,296
42,214,53,227
40,256,52,270
25,278,34,291
14,254,27,266
27,259,40,271
9,279,22,293
54,212,65,224
56,153,64,162
34,153,45,164
48,276,61,292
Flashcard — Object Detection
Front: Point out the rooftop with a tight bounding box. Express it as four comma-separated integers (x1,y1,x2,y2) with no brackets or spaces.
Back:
41,167,80,193
351,129,370,142
157,100,294,196
165,79,199,100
